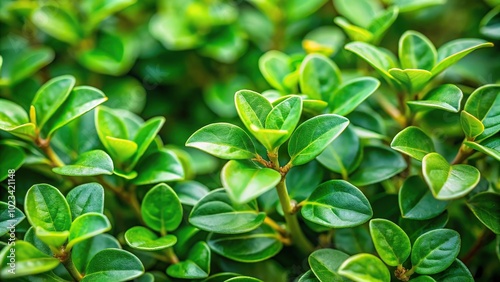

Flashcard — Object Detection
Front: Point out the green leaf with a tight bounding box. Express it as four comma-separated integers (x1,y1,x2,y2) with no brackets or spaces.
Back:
25,184,72,231
34,226,69,248
298,270,320,282
66,183,104,219
399,31,437,71
67,212,112,251
350,146,407,186
334,226,374,255
302,26,345,57
463,84,500,141
460,111,484,139
258,51,293,92
399,175,448,220
422,153,480,200
367,7,399,43
105,136,138,164
316,125,362,176
81,0,136,29
24,227,51,256
174,181,210,206
133,149,184,185
399,212,449,243
129,116,165,168
0,201,25,237
72,234,121,274
31,75,75,131
388,68,432,94
338,253,390,282
369,219,411,266
431,39,494,76
189,188,266,234
407,84,463,113
299,53,342,101
221,160,281,204
480,5,500,39
308,249,349,281
44,86,107,138
391,126,435,161
95,106,133,163
411,229,461,274
31,5,83,44
0,144,25,181
289,114,349,165
0,99,29,130
431,259,473,281
386,0,446,12
334,17,374,42
467,192,500,234
141,183,183,233
0,241,60,279
125,226,177,251
286,0,328,21
82,249,144,282
167,241,211,279
10,48,55,85
329,77,379,116
186,123,256,159
334,0,382,28
53,150,114,176
345,42,397,85
464,137,500,161
302,180,373,228
264,95,303,147
208,224,283,262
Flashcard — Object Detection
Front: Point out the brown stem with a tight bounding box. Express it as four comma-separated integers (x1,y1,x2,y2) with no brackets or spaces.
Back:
461,229,495,265
375,94,406,127
451,143,474,165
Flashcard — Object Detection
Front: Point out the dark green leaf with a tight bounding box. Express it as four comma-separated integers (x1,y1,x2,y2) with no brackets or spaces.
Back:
66,183,104,219
391,126,435,161
399,212,449,243
308,249,349,281
329,77,379,116
334,226,374,255
369,219,411,266
125,226,177,251
53,150,114,176
72,234,121,274
141,183,183,233
399,175,447,220
411,229,461,274
298,270,320,282
338,253,390,282
174,181,210,206
480,5,500,39
464,137,500,161
463,84,500,141
133,149,184,185
167,241,211,279
299,53,341,101
82,249,144,282
467,192,500,234
25,184,72,231
407,84,463,113
0,201,25,237
0,144,25,181
431,259,473,281
129,117,166,168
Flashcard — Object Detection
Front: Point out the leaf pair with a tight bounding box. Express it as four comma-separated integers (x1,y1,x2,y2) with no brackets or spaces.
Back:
346,31,493,93
0,75,107,141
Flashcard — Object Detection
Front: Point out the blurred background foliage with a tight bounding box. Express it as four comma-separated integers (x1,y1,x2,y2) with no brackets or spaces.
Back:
0,0,499,281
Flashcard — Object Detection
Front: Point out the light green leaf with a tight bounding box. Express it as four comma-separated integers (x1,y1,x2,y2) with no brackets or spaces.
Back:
460,111,484,139
82,249,144,282
53,150,114,176
125,226,177,251
399,175,447,220
298,270,320,282
367,7,399,43
334,17,374,42
345,42,397,84
31,5,83,44
302,180,372,228
399,30,437,71
0,201,25,236
388,68,432,94
66,183,104,219
411,229,461,274
329,77,380,116
186,123,256,159
289,114,349,165
167,241,211,279
391,126,435,161
308,249,350,281
407,84,463,113
189,188,266,234
10,48,55,85
422,153,480,200
334,0,382,28
208,225,283,263
141,183,183,233
464,137,500,161
129,116,165,168
463,84,500,141
432,39,494,76
72,234,121,274
133,149,184,185
369,219,411,266
286,0,328,21
221,160,281,204
34,226,69,248
258,51,293,92
0,241,60,279
81,0,137,29
0,99,29,130
299,53,342,101
25,184,72,232
105,136,138,164
67,212,112,251
265,95,303,147
350,146,407,186
467,192,500,234
302,26,345,57
338,253,390,282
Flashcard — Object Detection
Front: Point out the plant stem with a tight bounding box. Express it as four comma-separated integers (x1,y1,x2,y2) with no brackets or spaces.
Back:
375,93,406,127
264,216,287,236
62,257,83,281
451,142,474,165
97,177,144,224
461,229,495,265
164,247,179,264
42,144,65,167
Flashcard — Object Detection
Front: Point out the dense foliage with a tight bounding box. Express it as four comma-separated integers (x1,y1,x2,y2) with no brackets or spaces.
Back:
0,0,499,281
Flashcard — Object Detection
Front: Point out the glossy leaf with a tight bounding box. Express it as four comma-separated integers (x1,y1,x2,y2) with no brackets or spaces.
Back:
463,84,500,141
289,114,349,165
345,42,397,84
174,181,210,206
31,75,75,130
82,249,144,282
431,259,473,281
399,212,449,243
467,192,500,234
133,149,184,185
129,117,165,168
422,153,480,200
167,241,211,279
334,17,374,42
334,0,382,28
411,229,461,274
391,126,435,161
407,84,463,113
369,219,411,266
67,212,112,251
0,201,25,237
72,234,121,274
399,175,448,220
141,183,182,233
388,68,432,93
31,5,82,44
105,136,138,164
258,51,293,91
432,39,494,76
25,184,71,231
0,144,25,181
125,226,177,251
53,150,114,176
334,226,374,255
208,225,283,262
0,99,29,130
299,53,341,101
460,111,484,139
189,188,266,234
0,241,60,278
350,146,407,186
399,31,437,70
464,137,500,161
264,95,303,147
186,123,256,159
338,253,390,282
34,227,69,248
66,183,104,219
221,160,281,204
329,77,380,116
301,180,373,228
308,249,349,281
298,271,320,282
367,7,399,43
